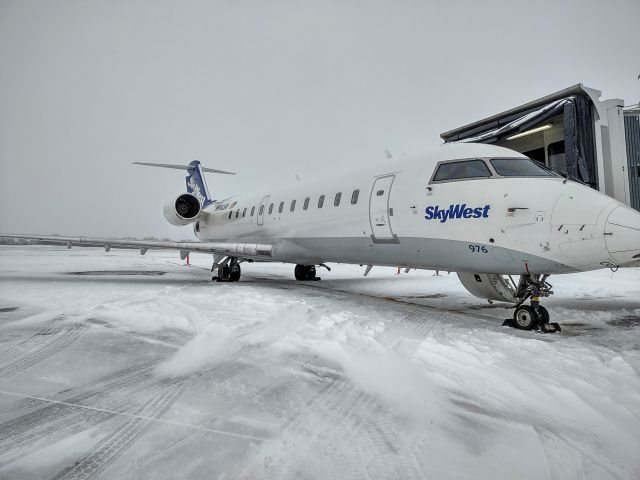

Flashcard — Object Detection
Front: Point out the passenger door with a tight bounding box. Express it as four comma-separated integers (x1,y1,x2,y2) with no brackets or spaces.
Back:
369,175,397,242
257,195,270,226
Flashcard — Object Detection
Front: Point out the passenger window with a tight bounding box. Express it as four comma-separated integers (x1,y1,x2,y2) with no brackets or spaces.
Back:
279,201,284,213
268,203,274,214
318,195,325,208
290,200,296,212
334,192,342,206
432,159,492,182
303,197,310,210
351,189,359,204
259,205,264,215
251,206,255,216
242,208,247,217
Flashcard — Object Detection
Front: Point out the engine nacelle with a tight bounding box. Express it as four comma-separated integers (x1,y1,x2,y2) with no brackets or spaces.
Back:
163,193,202,226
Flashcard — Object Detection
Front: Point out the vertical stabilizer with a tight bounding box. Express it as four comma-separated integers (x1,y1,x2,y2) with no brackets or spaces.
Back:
186,160,212,207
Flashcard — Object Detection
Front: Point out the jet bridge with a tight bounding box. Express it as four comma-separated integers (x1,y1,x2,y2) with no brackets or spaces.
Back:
441,84,640,211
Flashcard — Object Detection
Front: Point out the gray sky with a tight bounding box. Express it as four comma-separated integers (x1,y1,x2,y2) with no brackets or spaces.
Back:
1,0,639,239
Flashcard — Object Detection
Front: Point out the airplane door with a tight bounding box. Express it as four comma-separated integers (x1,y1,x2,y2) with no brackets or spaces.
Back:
369,175,397,243
257,195,270,226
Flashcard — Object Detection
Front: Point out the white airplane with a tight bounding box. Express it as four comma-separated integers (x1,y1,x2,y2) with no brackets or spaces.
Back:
3,143,639,332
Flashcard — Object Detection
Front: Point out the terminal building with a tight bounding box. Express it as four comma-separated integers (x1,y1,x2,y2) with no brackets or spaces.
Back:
440,84,640,211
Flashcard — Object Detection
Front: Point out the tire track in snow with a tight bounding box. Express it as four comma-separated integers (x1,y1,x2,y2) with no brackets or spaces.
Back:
238,365,424,479
304,389,382,479
0,360,160,420
50,378,188,480
39,339,275,478
0,361,159,439
295,387,425,480
359,406,424,480
118,355,302,472
246,276,499,328
0,319,60,364
283,309,436,479
0,385,160,467
235,370,350,479
394,309,440,339
0,323,87,378
49,322,291,472
0,362,164,463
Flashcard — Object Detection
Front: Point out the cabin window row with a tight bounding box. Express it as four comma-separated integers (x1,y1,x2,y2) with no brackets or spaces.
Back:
226,189,360,219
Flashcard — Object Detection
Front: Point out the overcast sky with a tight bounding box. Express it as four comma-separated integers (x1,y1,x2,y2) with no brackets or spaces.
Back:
1,0,638,239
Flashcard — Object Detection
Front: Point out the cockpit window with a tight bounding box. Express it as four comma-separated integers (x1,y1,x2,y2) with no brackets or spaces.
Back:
432,159,492,182
490,158,556,177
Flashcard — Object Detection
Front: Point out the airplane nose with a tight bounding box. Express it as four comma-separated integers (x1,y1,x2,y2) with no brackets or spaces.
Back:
604,205,640,265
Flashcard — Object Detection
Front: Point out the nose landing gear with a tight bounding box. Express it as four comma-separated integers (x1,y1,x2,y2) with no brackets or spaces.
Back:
503,274,561,333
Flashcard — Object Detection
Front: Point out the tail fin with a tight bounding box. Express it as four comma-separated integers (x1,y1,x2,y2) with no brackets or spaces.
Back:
185,160,214,207
134,160,235,208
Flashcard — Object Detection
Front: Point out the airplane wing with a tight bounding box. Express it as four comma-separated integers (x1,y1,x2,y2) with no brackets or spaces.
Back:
0,234,273,259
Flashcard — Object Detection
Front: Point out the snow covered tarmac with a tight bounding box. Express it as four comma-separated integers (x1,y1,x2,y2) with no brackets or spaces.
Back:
0,246,639,479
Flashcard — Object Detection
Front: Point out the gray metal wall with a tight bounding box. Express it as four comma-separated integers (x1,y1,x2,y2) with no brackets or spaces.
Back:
625,114,640,211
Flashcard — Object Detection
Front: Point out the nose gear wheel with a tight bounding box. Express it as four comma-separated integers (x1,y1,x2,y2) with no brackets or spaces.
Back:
502,274,561,333
513,305,538,330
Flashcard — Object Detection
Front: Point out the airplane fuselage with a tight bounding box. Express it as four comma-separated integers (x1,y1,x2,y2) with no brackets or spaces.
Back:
195,143,638,275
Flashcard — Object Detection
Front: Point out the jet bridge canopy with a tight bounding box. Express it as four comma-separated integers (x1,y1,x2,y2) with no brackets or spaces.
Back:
441,84,599,188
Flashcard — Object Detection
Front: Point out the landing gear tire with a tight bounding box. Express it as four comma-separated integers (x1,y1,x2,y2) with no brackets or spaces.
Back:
294,265,318,281
513,305,539,330
536,306,561,332
216,265,231,282
214,258,241,282
229,263,241,282
537,305,550,324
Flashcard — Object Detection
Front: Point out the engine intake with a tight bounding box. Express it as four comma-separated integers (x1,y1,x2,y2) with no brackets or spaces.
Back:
163,193,202,226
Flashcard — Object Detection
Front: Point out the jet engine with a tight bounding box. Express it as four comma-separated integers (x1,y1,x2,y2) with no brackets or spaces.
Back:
457,273,518,303
163,193,202,226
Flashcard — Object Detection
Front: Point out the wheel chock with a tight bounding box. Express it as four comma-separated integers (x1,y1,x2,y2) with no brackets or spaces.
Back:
540,322,562,333
502,318,517,328
502,318,561,333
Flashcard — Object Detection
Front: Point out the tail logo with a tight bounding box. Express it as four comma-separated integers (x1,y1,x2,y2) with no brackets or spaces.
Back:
187,176,206,206
185,161,212,207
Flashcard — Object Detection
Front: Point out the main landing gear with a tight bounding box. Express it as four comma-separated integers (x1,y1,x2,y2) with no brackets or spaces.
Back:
293,264,331,281
294,264,321,281
213,257,241,282
503,274,561,333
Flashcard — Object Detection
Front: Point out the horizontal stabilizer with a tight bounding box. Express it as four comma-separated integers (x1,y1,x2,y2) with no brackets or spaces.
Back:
133,162,235,175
